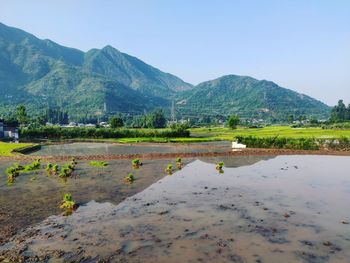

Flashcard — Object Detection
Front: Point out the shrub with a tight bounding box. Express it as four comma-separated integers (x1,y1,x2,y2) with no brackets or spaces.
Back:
235,136,319,150
20,126,191,139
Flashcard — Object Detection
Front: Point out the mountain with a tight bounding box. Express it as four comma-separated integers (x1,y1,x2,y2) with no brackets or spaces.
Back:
0,22,330,122
176,75,330,120
0,22,191,120
82,46,193,97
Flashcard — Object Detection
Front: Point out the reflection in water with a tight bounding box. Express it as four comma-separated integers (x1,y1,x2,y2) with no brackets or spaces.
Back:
1,155,350,262
0,156,268,245
28,142,233,156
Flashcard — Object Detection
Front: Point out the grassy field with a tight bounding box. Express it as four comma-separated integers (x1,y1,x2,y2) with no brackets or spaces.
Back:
190,126,350,140
0,142,35,156
59,126,350,144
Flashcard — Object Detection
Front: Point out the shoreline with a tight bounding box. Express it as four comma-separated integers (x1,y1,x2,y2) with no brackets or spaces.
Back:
1,148,350,161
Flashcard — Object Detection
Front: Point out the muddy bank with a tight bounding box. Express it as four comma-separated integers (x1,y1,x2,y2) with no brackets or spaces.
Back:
1,147,350,162
1,156,350,262
27,141,232,156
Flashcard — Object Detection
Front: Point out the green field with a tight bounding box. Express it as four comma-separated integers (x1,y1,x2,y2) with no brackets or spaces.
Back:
0,142,35,156
190,126,350,140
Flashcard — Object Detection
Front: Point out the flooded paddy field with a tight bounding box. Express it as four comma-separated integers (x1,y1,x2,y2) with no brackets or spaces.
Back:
0,155,269,245
28,141,232,156
1,155,350,262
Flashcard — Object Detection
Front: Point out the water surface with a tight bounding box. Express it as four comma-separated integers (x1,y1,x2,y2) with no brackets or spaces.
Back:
0,155,269,245
29,141,232,156
1,155,349,262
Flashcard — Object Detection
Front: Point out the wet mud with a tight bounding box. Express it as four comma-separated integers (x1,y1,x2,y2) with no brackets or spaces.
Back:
1,156,350,262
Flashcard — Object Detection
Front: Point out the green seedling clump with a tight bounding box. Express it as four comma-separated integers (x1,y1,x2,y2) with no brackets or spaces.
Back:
46,162,59,175
124,173,135,183
24,159,41,172
132,159,143,169
6,162,25,185
165,163,174,175
59,193,77,213
89,161,108,167
59,167,72,178
176,157,183,170
216,161,225,173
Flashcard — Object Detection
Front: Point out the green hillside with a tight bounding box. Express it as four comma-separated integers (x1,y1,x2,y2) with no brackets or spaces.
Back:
176,75,330,120
0,22,331,122
0,22,187,119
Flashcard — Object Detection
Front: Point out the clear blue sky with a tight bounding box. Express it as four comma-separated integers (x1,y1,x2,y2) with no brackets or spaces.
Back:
1,0,349,105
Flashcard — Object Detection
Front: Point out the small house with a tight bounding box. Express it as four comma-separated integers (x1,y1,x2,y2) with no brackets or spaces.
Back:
0,120,19,140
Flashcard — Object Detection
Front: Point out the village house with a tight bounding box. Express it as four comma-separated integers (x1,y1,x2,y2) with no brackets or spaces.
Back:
0,120,19,140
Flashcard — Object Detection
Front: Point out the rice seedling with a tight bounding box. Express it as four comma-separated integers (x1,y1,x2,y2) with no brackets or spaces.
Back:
132,158,143,169
89,161,108,167
165,163,173,175
124,173,135,183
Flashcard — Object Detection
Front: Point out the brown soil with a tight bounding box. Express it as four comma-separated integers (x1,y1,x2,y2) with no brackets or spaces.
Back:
1,148,350,162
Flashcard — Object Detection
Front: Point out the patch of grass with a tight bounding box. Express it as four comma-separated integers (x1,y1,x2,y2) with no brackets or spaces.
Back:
89,161,108,167
190,126,350,140
0,142,36,156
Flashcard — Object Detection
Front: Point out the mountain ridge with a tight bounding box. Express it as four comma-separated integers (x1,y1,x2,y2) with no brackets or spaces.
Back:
0,22,330,121
176,74,330,120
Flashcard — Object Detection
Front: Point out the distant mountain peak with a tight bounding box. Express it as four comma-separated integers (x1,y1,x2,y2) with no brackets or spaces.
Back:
0,22,330,121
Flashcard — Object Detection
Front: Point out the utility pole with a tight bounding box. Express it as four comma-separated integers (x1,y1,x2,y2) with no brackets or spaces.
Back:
103,102,107,112
171,100,175,122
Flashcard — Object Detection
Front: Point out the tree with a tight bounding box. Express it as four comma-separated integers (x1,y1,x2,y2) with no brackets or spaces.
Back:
287,114,294,124
110,116,124,128
16,105,29,126
147,110,166,128
331,100,347,122
227,115,240,129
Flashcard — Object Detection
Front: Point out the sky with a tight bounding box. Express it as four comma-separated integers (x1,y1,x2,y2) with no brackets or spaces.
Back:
0,0,349,106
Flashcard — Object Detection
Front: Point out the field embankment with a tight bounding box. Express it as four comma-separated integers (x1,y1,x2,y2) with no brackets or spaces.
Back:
0,142,39,156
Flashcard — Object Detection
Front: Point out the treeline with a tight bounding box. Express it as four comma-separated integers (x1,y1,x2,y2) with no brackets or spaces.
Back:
236,135,350,151
20,125,190,139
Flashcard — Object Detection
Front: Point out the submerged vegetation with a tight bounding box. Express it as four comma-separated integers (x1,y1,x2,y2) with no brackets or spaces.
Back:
89,161,108,167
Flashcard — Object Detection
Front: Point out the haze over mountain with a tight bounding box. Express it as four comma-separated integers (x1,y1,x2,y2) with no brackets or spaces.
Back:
0,22,330,121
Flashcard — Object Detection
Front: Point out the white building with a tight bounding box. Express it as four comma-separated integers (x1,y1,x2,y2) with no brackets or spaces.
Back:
0,120,19,140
